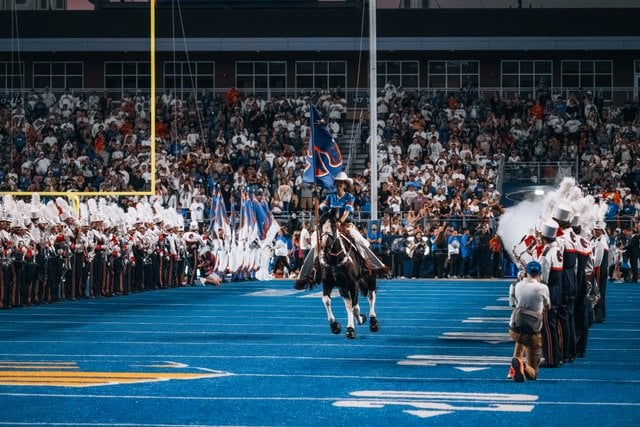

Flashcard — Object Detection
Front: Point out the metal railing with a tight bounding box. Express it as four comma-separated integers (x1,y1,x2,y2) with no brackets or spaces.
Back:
502,161,579,185
2,86,638,106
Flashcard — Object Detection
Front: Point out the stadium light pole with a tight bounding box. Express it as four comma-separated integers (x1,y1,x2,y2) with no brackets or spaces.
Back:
369,0,378,221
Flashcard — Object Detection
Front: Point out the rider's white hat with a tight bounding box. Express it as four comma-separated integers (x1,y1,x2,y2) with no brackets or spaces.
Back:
334,171,353,186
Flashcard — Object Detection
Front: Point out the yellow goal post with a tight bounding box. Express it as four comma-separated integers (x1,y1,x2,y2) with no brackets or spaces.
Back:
0,2,157,204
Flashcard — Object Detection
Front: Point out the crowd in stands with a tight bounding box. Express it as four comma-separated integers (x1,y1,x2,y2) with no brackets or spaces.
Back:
1,82,639,279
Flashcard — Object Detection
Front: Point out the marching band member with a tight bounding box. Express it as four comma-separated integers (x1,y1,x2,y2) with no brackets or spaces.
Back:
536,220,563,368
551,204,579,363
11,218,36,306
184,220,206,286
572,214,597,357
59,211,77,300
0,214,12,308
512,228,540,275
591,220,609,324
142,219,158,290
86,213,107,298
27,209,45,304
132,216,148,292
72,210,91,299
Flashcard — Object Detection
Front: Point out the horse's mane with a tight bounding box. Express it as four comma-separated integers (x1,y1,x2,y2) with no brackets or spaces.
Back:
318,209,337,227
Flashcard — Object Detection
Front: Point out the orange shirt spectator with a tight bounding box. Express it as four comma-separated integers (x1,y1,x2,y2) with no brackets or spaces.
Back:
94,134,106,153
489,235,502,253
156,119,167,139
602,190,622,207
531,101,544,120
225,86,241,107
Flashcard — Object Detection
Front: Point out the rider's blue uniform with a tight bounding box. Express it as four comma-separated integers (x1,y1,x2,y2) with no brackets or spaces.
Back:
320,192,355,221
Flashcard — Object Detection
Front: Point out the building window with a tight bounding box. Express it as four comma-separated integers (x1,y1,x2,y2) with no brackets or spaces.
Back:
33,62,83,91
428,60,479,94
561,60,613,100
104,62,150,98
236,61,287,98
295,61,346,93
377,61,419,90
501,60,552,100
164,61,215,98
0,62,25,92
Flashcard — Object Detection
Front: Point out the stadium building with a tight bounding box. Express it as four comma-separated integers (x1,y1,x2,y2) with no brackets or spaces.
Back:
0,0,639,104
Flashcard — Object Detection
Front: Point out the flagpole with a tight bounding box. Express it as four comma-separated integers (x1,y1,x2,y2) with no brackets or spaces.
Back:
310,104,321,250
369,0,378,221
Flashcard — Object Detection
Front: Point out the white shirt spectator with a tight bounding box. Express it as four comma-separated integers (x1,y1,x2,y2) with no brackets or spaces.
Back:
300,227,311,251
448,238,460,256
34,155,51,176
426,127,440,142
388,140,403,157
59,91,76,109
264,150,276,167
118,169,130,186
43,133,58,147
41,88,56,108
402,188,418,207
407,140,423,161
565,118,582,134
387,194,402,213
278,183,293,204
428,139,443,162
190,198,205,223
179,187,194,210
328,119,340,139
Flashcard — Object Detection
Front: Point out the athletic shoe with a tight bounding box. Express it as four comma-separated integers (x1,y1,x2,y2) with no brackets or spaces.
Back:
511,357,525,382
507,366,515,380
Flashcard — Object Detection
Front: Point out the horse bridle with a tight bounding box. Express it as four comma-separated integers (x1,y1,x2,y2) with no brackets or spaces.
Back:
319,223,353,269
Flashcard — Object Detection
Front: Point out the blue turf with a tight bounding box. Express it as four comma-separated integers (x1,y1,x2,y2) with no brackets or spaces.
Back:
0,279,639,426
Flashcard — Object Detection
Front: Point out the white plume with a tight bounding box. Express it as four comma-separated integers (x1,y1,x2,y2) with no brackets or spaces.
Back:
30,193,41,208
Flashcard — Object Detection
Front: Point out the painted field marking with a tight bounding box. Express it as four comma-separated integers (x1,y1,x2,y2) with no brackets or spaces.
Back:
399,355,512,367
299,289,341,298
245,289,301,297
333,390,536,419
0,361,232,388
439,332,511,344
483,306,512,311
463,317,510,324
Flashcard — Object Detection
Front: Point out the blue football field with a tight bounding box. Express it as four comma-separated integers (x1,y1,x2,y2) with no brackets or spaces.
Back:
0,278,638,426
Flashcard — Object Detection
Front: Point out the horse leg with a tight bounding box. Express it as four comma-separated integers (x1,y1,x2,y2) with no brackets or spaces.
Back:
353,303,367,325
343,297,356,339
322,294,341,334
368,290,380,332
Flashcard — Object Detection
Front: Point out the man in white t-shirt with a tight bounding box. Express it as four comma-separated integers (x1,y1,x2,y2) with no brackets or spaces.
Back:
508,261,550,382
299,222,312,260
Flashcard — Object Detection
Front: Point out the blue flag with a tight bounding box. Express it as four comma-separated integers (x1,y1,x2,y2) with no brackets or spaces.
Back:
303,104,343,190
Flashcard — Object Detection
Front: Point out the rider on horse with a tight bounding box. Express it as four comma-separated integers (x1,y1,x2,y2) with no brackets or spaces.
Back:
296,171,387,287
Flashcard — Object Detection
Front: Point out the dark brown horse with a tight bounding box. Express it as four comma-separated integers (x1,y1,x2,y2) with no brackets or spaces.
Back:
304,210,379,339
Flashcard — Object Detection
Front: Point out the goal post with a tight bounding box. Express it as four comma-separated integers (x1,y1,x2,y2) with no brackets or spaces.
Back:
0,1,157,201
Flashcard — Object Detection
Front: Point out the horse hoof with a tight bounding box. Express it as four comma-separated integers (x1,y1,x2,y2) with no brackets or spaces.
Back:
369,316,380,332
346,327,356,339
330,321,342,334
357,314,367,325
